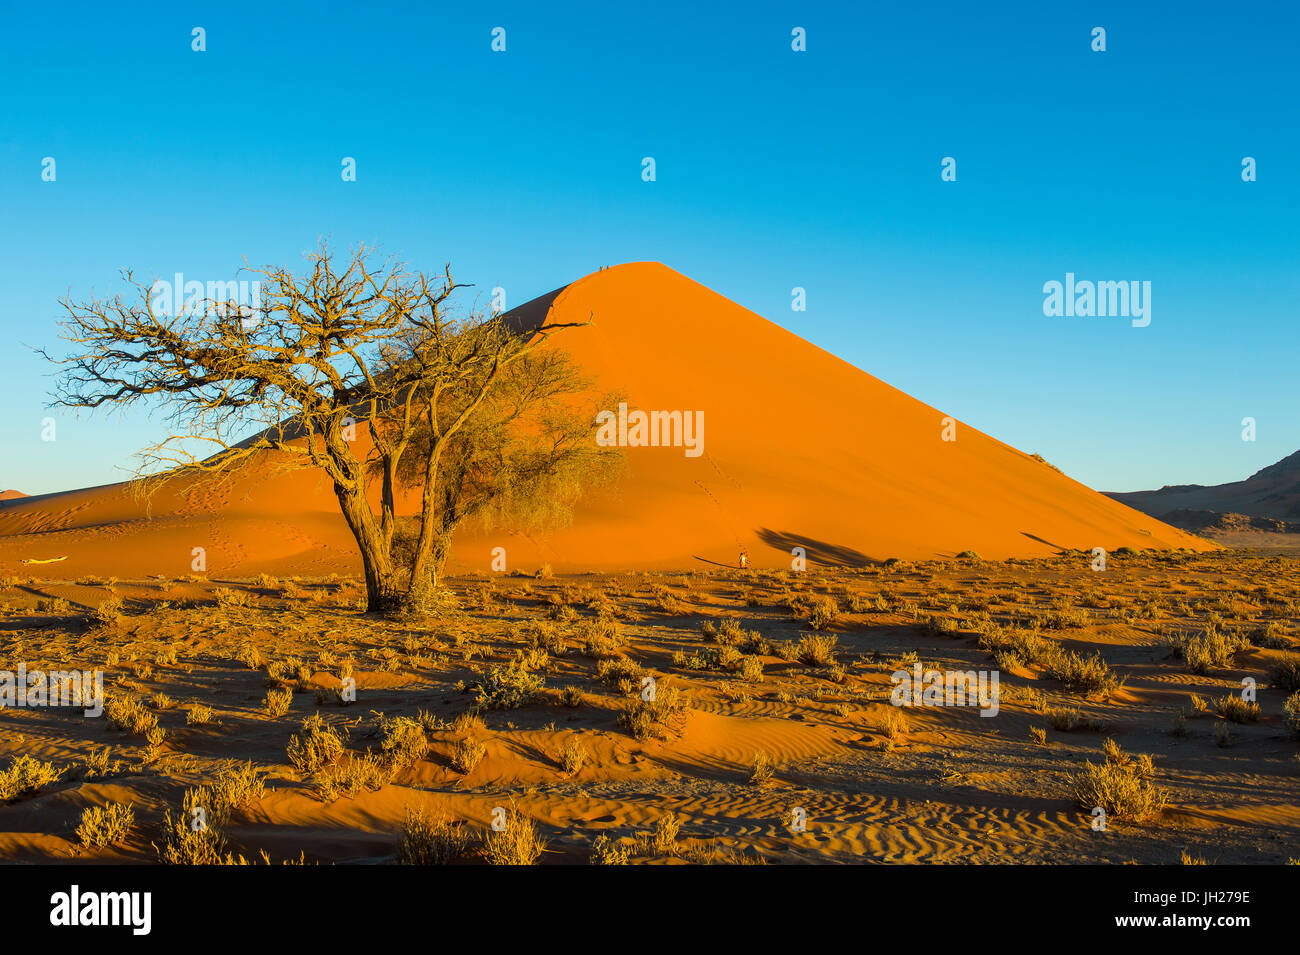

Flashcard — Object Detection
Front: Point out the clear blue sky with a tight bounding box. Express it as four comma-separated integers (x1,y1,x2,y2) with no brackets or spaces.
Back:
2,0,1296,495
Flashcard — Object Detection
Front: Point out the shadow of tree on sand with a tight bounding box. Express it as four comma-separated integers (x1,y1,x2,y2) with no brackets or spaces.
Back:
755,528,875,568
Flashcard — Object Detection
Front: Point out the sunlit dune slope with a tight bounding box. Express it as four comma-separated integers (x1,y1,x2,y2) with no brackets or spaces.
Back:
0,262,1212,577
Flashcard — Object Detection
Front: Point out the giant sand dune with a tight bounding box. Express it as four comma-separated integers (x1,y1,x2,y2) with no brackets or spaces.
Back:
0,263,1210,578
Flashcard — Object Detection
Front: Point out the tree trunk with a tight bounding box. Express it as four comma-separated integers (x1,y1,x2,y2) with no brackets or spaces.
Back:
400,531,451,616
333,483,399,613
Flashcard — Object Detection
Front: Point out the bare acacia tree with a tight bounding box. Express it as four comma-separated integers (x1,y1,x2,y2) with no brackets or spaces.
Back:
43,242,601,614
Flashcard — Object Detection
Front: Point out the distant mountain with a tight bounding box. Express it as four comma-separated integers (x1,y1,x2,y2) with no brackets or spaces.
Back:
1107,451,1300,534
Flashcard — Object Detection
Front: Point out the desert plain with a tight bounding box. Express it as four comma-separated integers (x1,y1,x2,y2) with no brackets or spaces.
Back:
1,548,1298,865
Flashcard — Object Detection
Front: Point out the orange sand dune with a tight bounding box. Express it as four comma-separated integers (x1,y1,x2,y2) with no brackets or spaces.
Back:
0,263,1210,578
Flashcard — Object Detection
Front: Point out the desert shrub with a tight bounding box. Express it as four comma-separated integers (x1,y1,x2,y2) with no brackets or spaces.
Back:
739,656,764,683
1043,649,1121,696
597,656,645,691
481,806,547,865
128,660,154,681
559,736,590,776
104,696,161,741
315,754,390,802
1250,621,1290,649
805,596,839,631
287,713,346,774
519,619,565,655
266,657,313,690
1040,608,1089,630
1283,691,1300,736
547,602,578,623
233,644,261,670
676,645,741,672
1268,655,1300,694
1213,694,1259,723
748,752,775,786
591,814,683,864
618,685,688,741
1046,706,1086,731
37,596,72,614
76,801,135,848
187,703,214,726
849,592,887,613
795,633,837,666
1071,741,1166,822
628,813,681,857
649,812,680,855
451,736,487,774
979,625,1052,669
155,786,229,864
397,806,469,864
379,716,428,769
715,617,747,645
449,711,486,734
558,685,583,707
262,688,292,718
924,615,961,638
213,587,251,609
875,708,908,751
575,618,623,658
79,746,120,779
473,662,545,710
649,584,683,615
91,595,125,628
1181,626,1247,674
0,756,64,802
209,761,267,812
152,764,262,863
738,630,772,655
590,834,632,865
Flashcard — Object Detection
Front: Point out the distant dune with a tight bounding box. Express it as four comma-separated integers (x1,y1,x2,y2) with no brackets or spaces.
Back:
0,263,1211,578
0,490,25,502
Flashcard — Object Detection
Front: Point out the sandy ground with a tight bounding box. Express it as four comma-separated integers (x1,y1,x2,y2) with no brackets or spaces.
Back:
1,550,1297,865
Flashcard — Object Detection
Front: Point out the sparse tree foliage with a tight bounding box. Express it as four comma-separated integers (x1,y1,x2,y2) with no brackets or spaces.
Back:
44,242,620,614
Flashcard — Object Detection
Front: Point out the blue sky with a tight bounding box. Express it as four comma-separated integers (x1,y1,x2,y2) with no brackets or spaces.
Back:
1,0,1296,495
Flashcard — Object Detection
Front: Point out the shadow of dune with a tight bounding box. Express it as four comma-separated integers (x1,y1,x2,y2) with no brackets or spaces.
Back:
756,528,874,567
